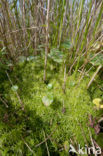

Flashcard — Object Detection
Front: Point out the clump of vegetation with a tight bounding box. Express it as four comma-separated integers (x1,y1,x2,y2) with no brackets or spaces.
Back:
0,60,102,155
0,0,103,155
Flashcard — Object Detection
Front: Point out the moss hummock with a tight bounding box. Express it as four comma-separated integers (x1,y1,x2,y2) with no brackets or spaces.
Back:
0,61,102,155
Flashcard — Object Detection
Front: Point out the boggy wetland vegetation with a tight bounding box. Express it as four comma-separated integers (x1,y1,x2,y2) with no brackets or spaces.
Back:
0,0,103,155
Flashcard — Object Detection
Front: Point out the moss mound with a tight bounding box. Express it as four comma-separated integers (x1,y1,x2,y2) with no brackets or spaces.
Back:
0,60,102,155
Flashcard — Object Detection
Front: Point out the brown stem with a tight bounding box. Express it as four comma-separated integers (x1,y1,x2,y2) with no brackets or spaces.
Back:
44,0,50,82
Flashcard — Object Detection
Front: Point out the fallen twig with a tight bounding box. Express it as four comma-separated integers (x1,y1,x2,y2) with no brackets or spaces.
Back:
0,96,8,108
43,130,50,156
35,126,57,148
78,69,103,91
22,138,35,155
87,64,102,89
88,127,97,156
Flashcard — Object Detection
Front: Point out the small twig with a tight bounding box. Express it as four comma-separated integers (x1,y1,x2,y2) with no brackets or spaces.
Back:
43,130,50,156
78,69,103,91
88,127,97,156
89,50,103,62
78,50,103,71
22,138,35,155
68,56,77,75
0,96,8,108
87,64,102,89
35,126,57,148
86,66,94,74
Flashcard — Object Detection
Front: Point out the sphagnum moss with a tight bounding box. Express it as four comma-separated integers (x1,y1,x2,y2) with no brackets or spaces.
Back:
1,61,102,155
